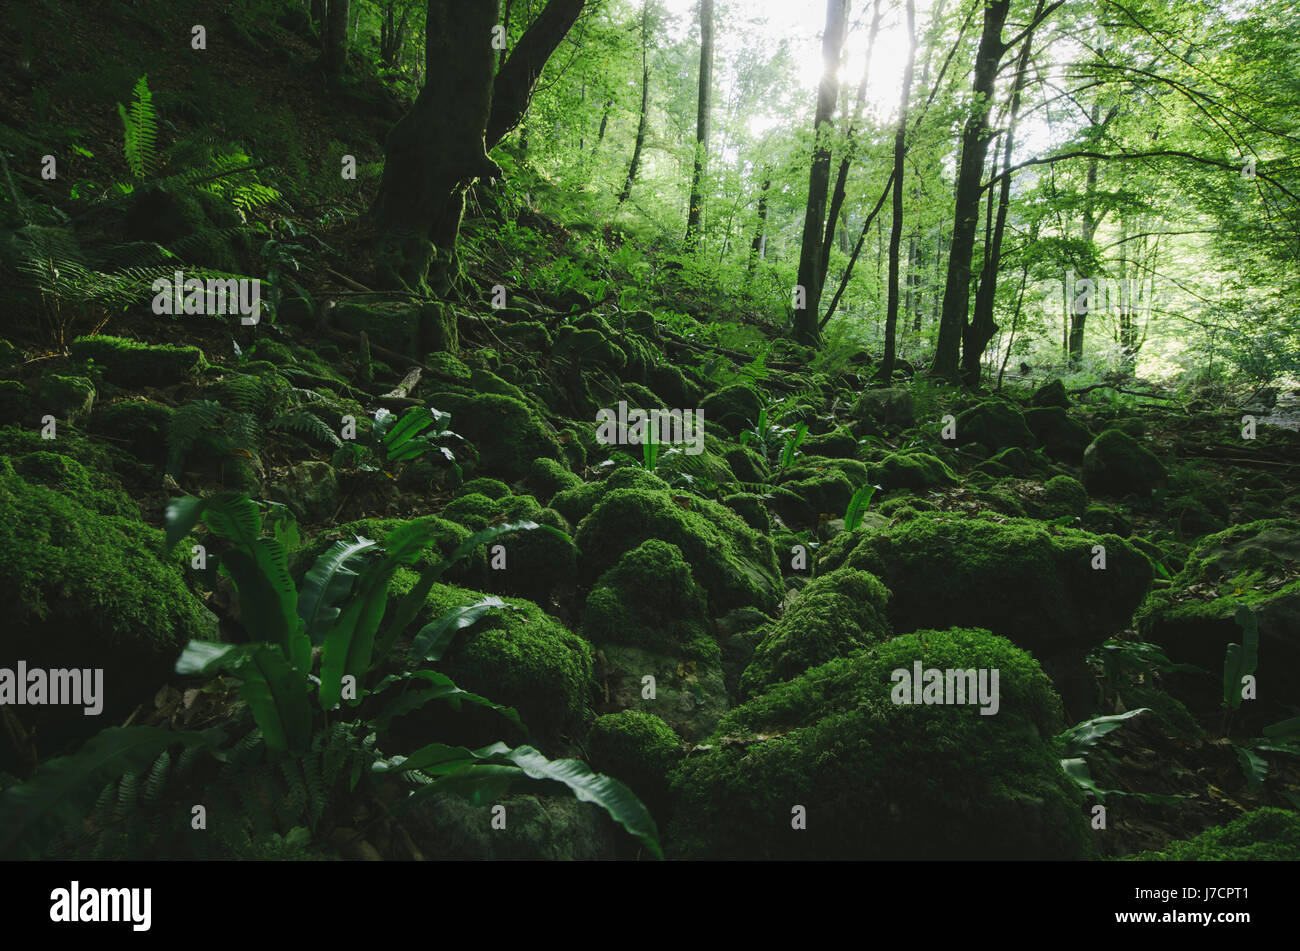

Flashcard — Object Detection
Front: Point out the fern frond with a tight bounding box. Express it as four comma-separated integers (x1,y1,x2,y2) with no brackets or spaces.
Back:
118,75,158,180
269,409,344,448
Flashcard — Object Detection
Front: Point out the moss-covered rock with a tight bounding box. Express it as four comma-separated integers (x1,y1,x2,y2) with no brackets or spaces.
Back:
525,456,582,503
852,388,914,429
1136,519,1300,701
457,477,511,500
701,383,763,437
723,445,767,483
37,374,95,424
1025,406,1092,463
1031,378,1070,408
820,511,1152,658
0,380,37,423
426,350,473,384
770,465,855,526
441,492,501,530
586,710,682,816
425,584,595,739
669,628,1094,859
870,451,957,491
0,457,215,762
68,335,206,388
334,299,454,357
583,540,711,655
1042,475,1088,520
721,492,769,532
1127,808,1300,861
550,467,670,525
741,569,891,696
553,325,626,370
426,391,564,482
1082,428,1166,499
955,400,1034,449
575,486,781,614
801,425,858,458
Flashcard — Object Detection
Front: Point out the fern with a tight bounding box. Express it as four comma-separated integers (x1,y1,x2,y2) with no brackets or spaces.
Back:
269,408,344,448
166,400,229,475
117,75,158,181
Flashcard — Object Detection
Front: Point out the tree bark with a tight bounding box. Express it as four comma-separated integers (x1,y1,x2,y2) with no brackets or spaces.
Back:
878,0,916,382
792,0,849,347
324,0,350,77
485,0,586,148
929,0,1011,380
617,5,651,207
684,0,714,250
748,172,771,276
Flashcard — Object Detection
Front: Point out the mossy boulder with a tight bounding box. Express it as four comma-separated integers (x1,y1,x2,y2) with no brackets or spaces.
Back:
266,460,339,524
669,628,1094,860
575,487,781,614
1025,406,1093,463
723,445,767,483
491,514,578,606
68,335,206,388
37,374,95,424
596,641,728,742
740,569,891,697
851,388,914,429
586,710,682,816
583,540,710,655
801,425,858,458
820,511,1152,658
422,584,595,739
955,400,1034,449
1127,808,1300,861
870,451,957,491
457,477,511,500
0,380,37,423
0,458,215,762
722,492,769,532
334,300,455,357
1031,378,1070,408
1042,475,1088,520
770,465,855,526
525,457,581,503
700,383,763,437
1136,519,1300,701
441,492,501,530
427,391,564,482
1082,428,1166,499
553,325,626,370
550,467,670,525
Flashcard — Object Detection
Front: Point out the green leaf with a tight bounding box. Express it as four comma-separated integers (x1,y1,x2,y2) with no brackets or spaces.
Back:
1234,744,1267,792
319,521,439,710
1058,708,1151,757
299,537,378,643
368,669,524,733
843,483,880,532
0,727,222,859
1060,757,1107,802
176,641,312,752
1223,607,1258,710
410,597,511,662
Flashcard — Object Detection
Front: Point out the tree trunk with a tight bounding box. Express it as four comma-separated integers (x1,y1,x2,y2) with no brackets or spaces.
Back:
878,0,916,382
617,6,651,207
324,0,350,78
312,0,328,45
929,0,1011,380
964,1,1039,384
486,0,586,147
792,0,849,347
819,0,881,285
372,1,501,294
749,173,771,276
684,0,714,250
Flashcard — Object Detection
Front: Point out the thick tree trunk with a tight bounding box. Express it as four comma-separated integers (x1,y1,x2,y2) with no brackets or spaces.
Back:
372,0,500,294
684,0,714,250
792,0,849,347
929,0,1010,380
324,0,350,77
486,0,586,147
878,0,915,383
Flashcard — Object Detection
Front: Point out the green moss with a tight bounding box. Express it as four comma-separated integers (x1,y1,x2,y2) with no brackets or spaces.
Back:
441,492,501,530
0,380,37,422
550,467,670,524
575,486,781,614
801,425,858,458
1043,475,1088,519
426,350,472,383
554,325,627,370
10,451,135,517
741,569,891,696
90,399,174,468
770,466,854,526
488,514,578,606
1025,406,1092,463
869,451,957,491
425,391,563,482
587,710,681,814
1082,428,1166,499
722,492,770,532
430,585,595,738
68,335,206,388
1081,503,1131,537
955,400,1033,449
1127,808,1300,861
723,445,767,483
825,511,1152,656
0,458,214,757
37,374,95,423
496,320,552,352
1031,378,1070,408
669,628,1092,860
701,383,763,437
525,457,581,503
457,477,511,500
582,540,711,655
